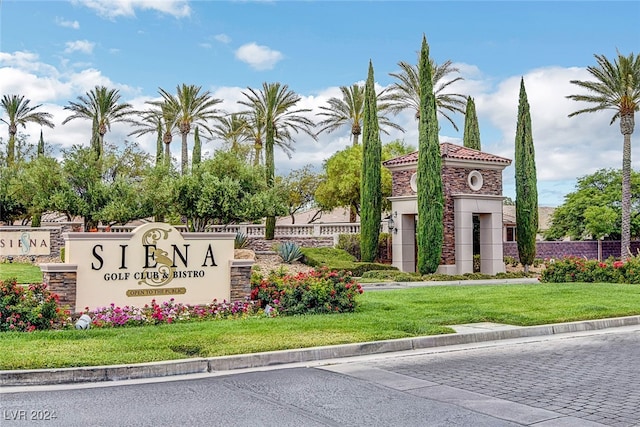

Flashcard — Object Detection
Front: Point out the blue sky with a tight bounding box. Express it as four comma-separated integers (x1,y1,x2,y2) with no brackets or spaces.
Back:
1,0,639,207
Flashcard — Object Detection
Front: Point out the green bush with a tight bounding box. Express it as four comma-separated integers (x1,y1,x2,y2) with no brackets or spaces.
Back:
361,270,422,282
250,267,364,315
539,255,640,283
0,280,70,332
302,247,357,266
504,256,518,267
336,233,392,262
275,241,304,263
337,234,360,260
301,247,397,277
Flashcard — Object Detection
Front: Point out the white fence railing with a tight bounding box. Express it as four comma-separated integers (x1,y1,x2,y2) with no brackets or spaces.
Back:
99,222,390,236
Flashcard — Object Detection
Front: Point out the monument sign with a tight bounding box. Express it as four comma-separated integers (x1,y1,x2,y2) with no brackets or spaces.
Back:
64,223,235,310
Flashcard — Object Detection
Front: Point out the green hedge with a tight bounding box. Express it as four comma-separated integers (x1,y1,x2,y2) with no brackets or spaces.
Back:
301,247,397,277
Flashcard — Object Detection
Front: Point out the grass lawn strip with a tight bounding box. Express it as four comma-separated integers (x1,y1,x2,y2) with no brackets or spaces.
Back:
2,282,639,370
0,263,42,284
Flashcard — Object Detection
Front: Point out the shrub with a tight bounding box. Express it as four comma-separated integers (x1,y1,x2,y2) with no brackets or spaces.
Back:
361,270,420,281
337,234,361,260
234,232,249,249
539,255,640,283
301,247,397,277
302,247,357,266
250,267,364,315
275,242,304,263
88,298,263,327
473,254,481,272
336,233,392,262
504,256,519,267
0,280,70,332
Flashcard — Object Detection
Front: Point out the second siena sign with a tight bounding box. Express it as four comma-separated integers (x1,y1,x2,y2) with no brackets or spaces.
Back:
64,223,235,310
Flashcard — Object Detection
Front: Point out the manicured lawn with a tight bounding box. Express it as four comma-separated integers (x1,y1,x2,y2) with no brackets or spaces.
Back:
2,282,639,370
0,262,42,284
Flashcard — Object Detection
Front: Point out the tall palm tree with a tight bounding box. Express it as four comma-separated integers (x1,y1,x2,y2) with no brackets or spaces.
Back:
62,86,135,158
567,51,640,259
244,108,270,166
243,98,297,167
388,59,466,131
1,94,55,165
129,98,179,166
158,84,222,175
239,82,317,239
316,83,404,146
210,112,252,158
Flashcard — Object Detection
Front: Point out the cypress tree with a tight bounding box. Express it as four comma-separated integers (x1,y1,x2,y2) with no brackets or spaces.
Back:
514,78,539,272
192,126,202,168
417,35,444,274
37,130,45,157
360,60,382,263
463,96,481,150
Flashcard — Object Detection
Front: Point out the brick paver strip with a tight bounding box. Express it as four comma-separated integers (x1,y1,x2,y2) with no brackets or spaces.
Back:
374,331,640,426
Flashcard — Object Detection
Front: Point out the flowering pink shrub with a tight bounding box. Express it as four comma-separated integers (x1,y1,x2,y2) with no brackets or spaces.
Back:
251,267,364,315
87,298,264,328
540,255,640,283
0,280,71,332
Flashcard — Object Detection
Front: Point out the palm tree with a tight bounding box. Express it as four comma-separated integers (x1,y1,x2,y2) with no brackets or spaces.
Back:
158,84,222,175
210,113,252,159
1,94,55,165
316,84,404,146
567,51,640,259
244,108,269,166
129,98,179,166
388,59,466,131
62,86,135,158
239,82,317,239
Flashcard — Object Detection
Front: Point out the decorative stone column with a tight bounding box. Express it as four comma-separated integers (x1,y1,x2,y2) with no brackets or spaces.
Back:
229,260,255,302
40,263,78,313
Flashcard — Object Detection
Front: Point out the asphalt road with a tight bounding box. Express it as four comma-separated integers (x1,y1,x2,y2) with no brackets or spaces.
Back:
1,326,639,427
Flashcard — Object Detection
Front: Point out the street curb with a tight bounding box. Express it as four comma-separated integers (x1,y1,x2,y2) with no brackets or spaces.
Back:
2,315,639,387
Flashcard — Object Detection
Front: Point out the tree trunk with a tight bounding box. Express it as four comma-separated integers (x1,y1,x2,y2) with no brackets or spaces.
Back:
620,114,634,259
265,125,275,240
181,132,188,175
7,125,16,165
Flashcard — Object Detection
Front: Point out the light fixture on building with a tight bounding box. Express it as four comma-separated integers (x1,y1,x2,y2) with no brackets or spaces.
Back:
388,212,398,234
7,256,13,263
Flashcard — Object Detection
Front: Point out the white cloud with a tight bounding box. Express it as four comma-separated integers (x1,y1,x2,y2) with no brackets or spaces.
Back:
235,43,283,71
214,34,231,44
64,40,95,54
55,17,80,29
71,0,191,19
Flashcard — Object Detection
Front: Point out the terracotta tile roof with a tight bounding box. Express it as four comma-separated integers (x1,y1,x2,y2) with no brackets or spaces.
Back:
382,142,511,167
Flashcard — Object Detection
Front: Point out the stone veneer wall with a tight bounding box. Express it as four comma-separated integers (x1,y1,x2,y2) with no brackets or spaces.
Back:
390,166,503,266
230,260,254,302
247,236,334,252
40,264,78,313
503,240,640,261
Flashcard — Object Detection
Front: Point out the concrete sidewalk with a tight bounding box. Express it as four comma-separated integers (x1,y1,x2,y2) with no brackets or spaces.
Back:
3,314,639,388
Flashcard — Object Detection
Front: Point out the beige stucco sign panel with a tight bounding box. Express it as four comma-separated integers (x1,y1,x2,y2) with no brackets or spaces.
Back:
65,223,235,310
0,230,51,256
